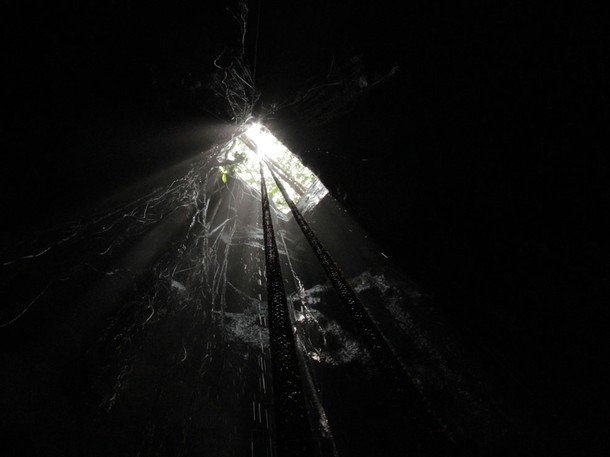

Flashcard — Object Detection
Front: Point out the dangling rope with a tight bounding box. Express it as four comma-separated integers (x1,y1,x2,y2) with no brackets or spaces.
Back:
259,161,315,456
264,161,452,452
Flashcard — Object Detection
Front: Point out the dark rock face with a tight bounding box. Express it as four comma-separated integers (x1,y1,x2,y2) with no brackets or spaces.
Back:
261,5,604,453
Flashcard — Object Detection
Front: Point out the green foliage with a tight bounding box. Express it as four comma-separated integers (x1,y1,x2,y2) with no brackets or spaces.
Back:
221,134,320,213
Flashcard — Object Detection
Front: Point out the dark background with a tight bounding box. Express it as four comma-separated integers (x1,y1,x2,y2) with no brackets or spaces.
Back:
2,0,606,451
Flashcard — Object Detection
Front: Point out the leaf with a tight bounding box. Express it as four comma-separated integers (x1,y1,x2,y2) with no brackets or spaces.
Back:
222,173,228,184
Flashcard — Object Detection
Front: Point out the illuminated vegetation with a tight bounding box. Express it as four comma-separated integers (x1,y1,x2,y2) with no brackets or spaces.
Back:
220,125,323,213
